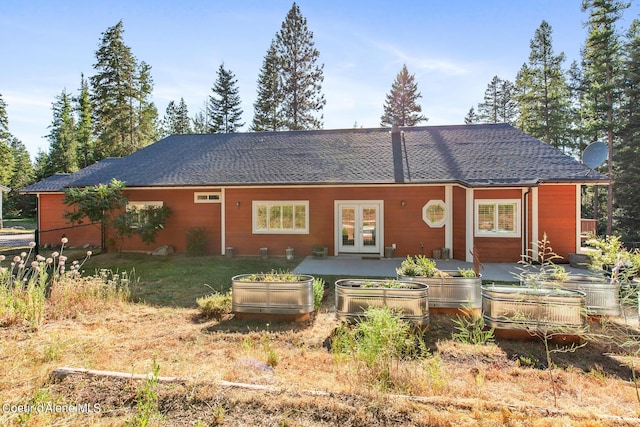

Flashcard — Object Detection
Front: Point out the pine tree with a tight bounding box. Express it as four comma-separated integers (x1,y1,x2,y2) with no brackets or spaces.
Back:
0,93,13,187
275,2,326,130
614,19,640,241
516,21,572,151
46,89,77,175
163,98,192,136
251,41,284,131
581,0,629,235
478,76,502,124
91,21,157,159
380,64,428,127
7,137,35,216
208,63,244,133
497,79,518,125
76,74,94,168
464,106,478,124
192,110,208,134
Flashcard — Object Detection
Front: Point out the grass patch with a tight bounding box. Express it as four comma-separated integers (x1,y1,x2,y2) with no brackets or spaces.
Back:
1,217,36,231
81,253,303,307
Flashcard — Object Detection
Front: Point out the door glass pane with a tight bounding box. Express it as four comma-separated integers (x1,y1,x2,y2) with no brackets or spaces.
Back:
361,207,376,247
341,207,355,247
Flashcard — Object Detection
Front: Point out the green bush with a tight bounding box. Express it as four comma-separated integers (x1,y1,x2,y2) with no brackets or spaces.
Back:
197,291,232,320
186,227,207,256
451,302,495,345
332,307,426,390
313,278,325,310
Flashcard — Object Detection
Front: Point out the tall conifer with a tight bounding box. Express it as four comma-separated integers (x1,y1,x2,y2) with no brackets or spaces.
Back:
380,64,427,127
252,41,284,131
208,64,244,133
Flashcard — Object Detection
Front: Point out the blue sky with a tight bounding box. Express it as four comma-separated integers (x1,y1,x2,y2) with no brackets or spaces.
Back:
1,0,639,159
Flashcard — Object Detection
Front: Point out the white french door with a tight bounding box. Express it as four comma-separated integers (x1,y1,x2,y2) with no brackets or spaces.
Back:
336,201,382,254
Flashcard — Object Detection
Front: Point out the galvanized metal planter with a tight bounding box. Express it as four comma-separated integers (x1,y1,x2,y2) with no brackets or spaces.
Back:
482,284,587,333
231,274,315,315
335,279,429,325
398,272,481,309
542,275,620,317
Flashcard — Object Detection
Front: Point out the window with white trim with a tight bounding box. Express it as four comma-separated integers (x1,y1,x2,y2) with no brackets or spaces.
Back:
127,201,164,228
474,199,520,237
422,200,446,228
253,201,309,234
194,192,221,203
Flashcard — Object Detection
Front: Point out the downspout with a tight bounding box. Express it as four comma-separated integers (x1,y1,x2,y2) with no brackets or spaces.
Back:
522,187,531,262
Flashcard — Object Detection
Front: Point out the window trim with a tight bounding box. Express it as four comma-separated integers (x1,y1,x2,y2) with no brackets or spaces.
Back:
474,199,521,238
126,201,164,229
422,200,447,228
194,192,221,203
252,201,309,234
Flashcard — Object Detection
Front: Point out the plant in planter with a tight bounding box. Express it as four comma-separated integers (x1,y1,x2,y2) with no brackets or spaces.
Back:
231,270,316,320
396,255,481,310
312,245,328,259
334,278,429,325
518,234,620,317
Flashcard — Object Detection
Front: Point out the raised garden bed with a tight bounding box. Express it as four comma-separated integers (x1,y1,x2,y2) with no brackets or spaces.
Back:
540,274,620,317
481,284,587,338
334,279,429,326
231,273,315,321
398,271,481,312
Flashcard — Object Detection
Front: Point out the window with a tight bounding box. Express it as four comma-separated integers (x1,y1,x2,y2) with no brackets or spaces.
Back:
194,192,221,203
127,201,163,228
474,200,520,237
253,201,309,234
422,200,446,228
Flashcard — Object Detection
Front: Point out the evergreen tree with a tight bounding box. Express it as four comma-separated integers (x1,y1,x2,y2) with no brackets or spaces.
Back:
91,21,157,159
76,74,94,168
163,98,192,135
33,150,50,182
614,19,640,241
581,0,629,235
516,21,572,151
464,106,478,124
208,63,244,133
477,75,502,124
275,2,326,130
192,110,208,134
380,64,428,127
7,137,35,216
45,89,77,175
0,93,13,187
497,79,518,125
251,41,284,131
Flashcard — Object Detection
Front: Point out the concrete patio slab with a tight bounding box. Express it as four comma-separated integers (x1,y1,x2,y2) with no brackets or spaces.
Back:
293,256,594,282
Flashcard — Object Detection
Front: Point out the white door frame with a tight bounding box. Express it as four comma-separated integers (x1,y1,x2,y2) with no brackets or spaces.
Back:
334,200,384,256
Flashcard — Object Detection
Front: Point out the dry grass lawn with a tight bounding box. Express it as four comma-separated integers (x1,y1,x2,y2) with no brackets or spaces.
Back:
2,294,640,426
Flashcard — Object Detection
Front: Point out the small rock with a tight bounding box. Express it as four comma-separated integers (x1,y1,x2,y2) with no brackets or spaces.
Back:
152,245,174,256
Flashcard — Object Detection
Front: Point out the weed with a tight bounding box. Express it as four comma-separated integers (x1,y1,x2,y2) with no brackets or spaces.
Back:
196,290,232,320
186,227,208,256
128,358,162,427
451,302,495,345
313,278,324,310
331,307,427,391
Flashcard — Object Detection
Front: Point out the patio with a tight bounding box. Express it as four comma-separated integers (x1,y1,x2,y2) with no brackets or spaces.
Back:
293,256,594,282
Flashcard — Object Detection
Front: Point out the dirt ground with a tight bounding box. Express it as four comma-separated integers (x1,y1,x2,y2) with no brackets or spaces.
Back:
2,303,640,426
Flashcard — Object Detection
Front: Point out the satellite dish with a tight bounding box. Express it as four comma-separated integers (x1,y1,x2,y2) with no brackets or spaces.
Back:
582,141,608,169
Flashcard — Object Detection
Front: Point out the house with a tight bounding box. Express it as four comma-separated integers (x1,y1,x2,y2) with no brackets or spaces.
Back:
21,124,609,263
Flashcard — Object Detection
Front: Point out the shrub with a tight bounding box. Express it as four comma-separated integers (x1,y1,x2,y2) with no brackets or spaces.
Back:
451,302,495,345
197,291,232,320
396,255,438,277
332,307,427,391
313,278,325,310
186,227,207,256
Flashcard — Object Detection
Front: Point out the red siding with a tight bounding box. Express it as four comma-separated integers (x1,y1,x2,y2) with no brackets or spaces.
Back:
36,183,581,262
537,185,577,262
224,186,446,258
452,186,466,260
39,193,102,247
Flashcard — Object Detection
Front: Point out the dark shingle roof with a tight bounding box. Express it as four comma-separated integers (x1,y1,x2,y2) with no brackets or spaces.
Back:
21,124,609,193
